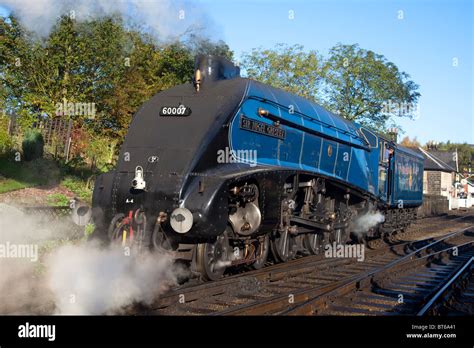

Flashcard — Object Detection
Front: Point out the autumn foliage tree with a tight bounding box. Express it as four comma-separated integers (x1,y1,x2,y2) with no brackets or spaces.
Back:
399,136,421,148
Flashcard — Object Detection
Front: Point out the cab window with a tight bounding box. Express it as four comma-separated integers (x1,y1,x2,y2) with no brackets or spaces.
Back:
360,127,378,148
380,141,392,164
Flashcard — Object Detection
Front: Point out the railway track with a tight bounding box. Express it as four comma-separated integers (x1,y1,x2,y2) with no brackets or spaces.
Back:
280,229,474,315
367,211,474,248
417,256,474,316
138,222,474,315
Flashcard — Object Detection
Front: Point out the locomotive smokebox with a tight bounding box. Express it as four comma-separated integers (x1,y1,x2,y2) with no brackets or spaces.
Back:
193,55,240,91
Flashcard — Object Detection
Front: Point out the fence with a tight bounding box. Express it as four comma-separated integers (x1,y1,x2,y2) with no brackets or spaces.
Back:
449,195,473,210
7,114,73,160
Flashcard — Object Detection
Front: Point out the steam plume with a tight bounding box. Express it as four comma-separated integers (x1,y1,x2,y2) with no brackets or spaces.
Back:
1,0,216,41
351,210,385,236
0,203,181,315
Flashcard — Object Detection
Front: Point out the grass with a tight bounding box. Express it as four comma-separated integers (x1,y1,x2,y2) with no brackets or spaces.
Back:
0,157,60,193
0,156,94,202
60,176,93,203
46,193,70,206
0,177,29,193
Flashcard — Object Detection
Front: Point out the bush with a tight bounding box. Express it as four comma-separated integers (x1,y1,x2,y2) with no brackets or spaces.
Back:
84,223,95,239
46,193,70,206
85,135,117,172
0,116,15,155
61,176,93,203
22,129,44,161
0,128,15,155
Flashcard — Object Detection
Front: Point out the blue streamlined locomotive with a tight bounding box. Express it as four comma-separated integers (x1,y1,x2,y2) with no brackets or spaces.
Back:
92,56,424,280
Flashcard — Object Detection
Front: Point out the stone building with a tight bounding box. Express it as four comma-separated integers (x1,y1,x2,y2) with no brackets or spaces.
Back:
416,147,456,197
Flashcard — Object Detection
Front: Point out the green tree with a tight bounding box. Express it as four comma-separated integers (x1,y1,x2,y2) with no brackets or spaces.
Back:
1,16,46,128
324,43,420,130
241,43,325,101
1,15,128,129
101,40,194,138
1,15,200,141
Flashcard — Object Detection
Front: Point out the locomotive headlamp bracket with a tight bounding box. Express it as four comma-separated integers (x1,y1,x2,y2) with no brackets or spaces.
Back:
131,166,146,190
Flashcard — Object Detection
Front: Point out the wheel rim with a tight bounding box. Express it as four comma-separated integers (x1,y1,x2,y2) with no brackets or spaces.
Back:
271,229,296,263
196,232,230,281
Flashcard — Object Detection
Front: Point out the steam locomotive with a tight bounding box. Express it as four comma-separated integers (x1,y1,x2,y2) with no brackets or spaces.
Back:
91,56,424,280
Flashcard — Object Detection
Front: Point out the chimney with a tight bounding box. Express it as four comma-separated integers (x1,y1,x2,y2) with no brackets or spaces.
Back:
387,127,398,143
193,55,240,92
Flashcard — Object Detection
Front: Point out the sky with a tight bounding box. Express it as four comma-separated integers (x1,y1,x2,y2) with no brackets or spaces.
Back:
1,0,473,145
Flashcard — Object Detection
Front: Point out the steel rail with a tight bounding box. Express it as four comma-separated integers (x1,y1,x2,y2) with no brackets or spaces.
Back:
417,256,474,316
281,233,474,315
214,225,473,315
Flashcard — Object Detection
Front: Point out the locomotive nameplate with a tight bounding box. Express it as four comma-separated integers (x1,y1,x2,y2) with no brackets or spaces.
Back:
240,116,286,140
159,104,192,117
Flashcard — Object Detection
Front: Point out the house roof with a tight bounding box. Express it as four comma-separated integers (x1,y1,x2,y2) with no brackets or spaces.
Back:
427,150,458,170
415,147,457,172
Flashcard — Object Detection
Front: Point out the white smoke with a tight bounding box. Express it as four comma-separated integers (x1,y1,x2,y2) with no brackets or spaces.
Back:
46,242,178,314
0,203,67,314
1,0,216,41
0,203,181,315
351,211,385,236
0,203,78,243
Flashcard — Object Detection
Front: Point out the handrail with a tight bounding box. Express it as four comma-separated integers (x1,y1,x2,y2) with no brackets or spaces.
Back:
247,96,368,145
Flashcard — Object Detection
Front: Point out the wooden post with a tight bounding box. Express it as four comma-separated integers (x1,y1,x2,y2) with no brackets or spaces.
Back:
7,115,14,136
64,119,73,161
